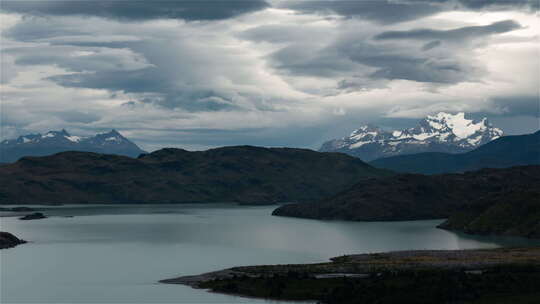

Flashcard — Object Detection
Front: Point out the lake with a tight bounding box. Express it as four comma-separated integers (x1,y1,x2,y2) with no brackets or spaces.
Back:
1,204,537,303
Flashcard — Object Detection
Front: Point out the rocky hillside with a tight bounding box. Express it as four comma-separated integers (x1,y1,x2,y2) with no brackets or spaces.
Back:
0,129,146,162
370,130,540,174
273,166,540,237
320,112,502,161
0,146,389,205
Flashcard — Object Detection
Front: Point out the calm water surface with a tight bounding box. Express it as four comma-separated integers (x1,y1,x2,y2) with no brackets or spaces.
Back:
1,204,538,303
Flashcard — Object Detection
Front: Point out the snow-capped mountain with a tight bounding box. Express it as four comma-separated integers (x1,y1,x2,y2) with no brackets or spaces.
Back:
0,129,147,162
320,112,503,161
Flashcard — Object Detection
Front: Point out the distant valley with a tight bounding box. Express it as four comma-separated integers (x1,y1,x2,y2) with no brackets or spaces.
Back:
0,129,146,163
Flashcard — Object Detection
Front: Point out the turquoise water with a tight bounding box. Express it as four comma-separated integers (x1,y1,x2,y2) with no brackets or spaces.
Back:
1,204,537,303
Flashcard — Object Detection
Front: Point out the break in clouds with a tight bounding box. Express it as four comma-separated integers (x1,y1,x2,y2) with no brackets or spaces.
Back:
0,0,538,151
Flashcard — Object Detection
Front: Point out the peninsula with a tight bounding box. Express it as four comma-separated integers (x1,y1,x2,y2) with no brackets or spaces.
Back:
162,247,540,304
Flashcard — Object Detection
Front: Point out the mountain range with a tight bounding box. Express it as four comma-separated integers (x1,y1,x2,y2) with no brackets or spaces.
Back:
0,129,146,162
370,130,540,174
0,146,389,205
320,112,503,161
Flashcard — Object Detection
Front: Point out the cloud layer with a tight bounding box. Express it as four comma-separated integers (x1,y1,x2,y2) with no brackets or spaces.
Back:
1,0,538,151
1,0,269,21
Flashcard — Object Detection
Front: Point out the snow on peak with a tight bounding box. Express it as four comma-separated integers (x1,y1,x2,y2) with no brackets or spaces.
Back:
0,128,146,161
42,132,56,138
350,124,380,137
319,112,504,160
41,129,70,139
426,112,488,139
97,129,124,138
65,135,81,142
2,129,132,147
91,130,129,146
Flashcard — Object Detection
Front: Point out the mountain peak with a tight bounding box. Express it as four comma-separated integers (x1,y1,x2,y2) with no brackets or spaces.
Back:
1,129,146,162
108,129,121,136
97,129,122,137
350,124,383,137
42,129,70,138
423,112,501,140
427,111,465,121
320,112,503,161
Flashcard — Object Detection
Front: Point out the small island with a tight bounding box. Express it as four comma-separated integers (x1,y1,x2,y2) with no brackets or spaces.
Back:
19,212,47,220
0,232,27,249
162,247,540,304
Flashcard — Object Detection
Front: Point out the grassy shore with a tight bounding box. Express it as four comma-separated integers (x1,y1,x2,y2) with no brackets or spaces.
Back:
161,247,540,304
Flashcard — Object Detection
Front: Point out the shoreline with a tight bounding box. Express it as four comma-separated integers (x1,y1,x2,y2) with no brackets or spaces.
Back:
161,247,540,303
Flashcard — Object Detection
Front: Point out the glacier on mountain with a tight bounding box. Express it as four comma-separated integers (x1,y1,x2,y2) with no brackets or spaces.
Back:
319,112,503,161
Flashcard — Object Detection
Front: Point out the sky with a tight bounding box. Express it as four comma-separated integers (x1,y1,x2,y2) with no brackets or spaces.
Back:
0,0,538,151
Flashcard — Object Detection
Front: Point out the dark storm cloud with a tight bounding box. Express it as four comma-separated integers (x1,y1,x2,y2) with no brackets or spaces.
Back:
346,48,472,84
48,68,242,112
374,20,522,41
490,95,540,117
474,95,540,135
268,35,476,84
238,24,331,44
266,19,522,85
49,68,162,93
269,45,356,78
487,115,539,135
55,111,101,123
3,17,272,113
421,40,441,51
418,0,539,10
9,46,150,73
0,0,269,21
282,0,443,24
4,18,85,41
283,0,537,24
